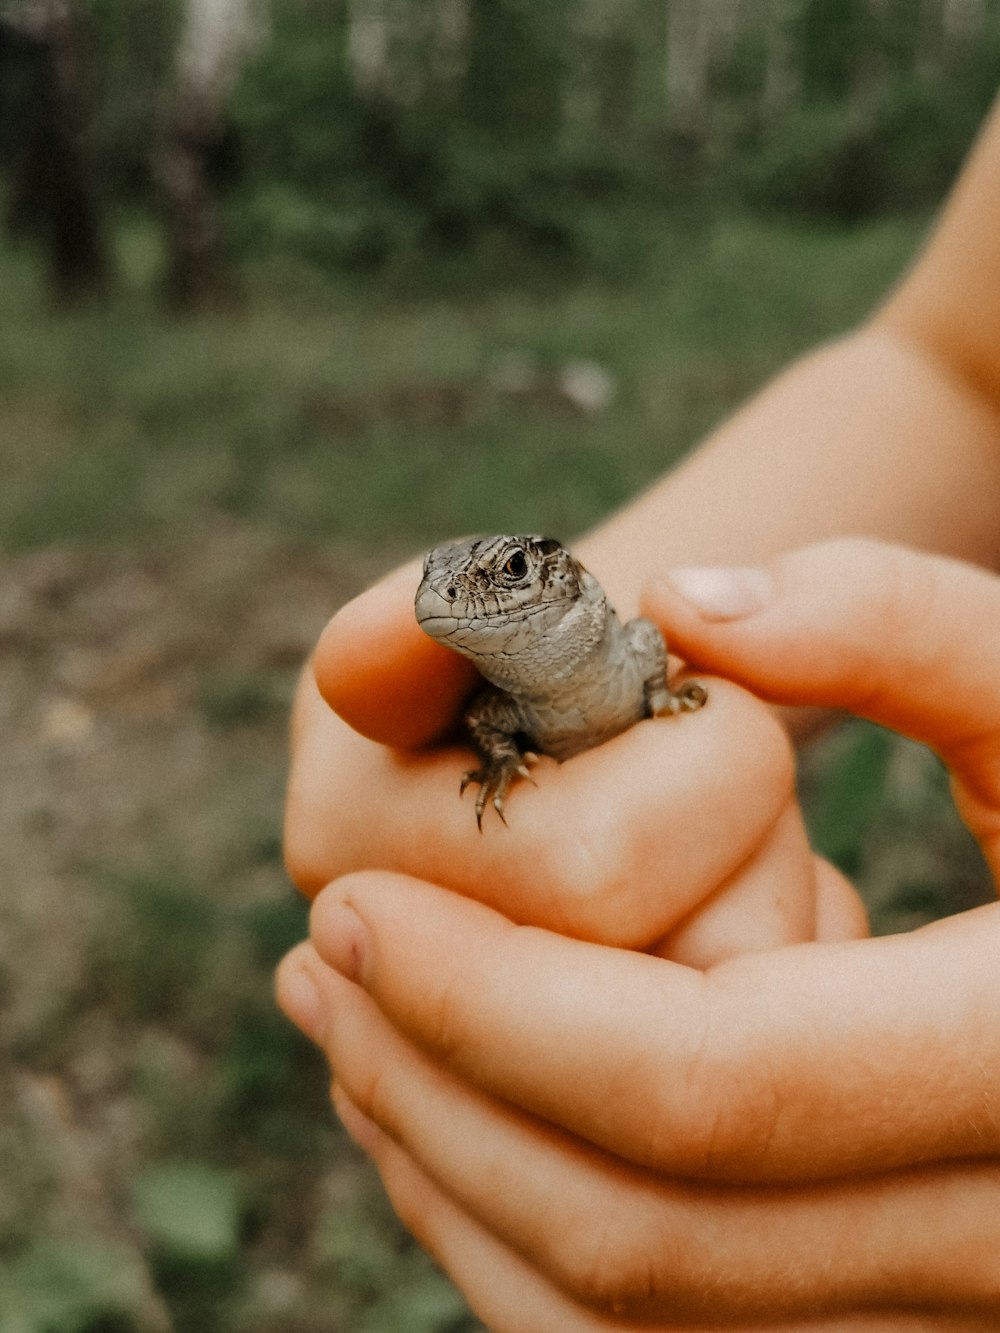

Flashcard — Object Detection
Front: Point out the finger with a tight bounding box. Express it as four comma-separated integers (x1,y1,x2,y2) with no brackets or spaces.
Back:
642,537,1000,865
653,824,870,967
288,675,799,948
314,558,475,748
335,1093,995,1333
294,554,811,953
284,948,1000,1325
813,859,870,943
333,1090,646,1333
651,804,821,966
307,872,1000,1182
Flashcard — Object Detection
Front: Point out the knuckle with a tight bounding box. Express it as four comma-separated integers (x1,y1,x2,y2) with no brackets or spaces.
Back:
806,538,935,713
695,1062,783,1178
563,698,795,949
545,835,648,947
549,1214,659,1317
283,758,368,896
506,808,636,943
379,1159,428,1240
855,539,923,662
344,1058,391,1134
547,1205,764,1325
423,955,477,1061
282,803,332,897
372,1144,442,1260
644,969,783,1178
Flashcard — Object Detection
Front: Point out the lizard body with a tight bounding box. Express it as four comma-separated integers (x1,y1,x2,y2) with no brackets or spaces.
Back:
414,534,706,826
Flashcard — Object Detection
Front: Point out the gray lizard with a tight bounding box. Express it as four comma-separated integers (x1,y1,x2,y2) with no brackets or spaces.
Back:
414,534,707,827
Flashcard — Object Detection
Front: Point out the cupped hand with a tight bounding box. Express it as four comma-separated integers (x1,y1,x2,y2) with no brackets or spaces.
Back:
279,538,1000,1329
285,555,849,957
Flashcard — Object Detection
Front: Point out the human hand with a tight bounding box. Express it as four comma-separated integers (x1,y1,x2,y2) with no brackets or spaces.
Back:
285,552,859,961
279,538,1000,1329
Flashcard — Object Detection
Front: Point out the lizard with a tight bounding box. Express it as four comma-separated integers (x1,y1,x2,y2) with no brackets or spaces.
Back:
414,534,707,827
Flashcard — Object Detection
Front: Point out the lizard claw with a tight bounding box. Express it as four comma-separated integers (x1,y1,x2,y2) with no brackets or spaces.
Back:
676,680,708,711
651,679,708,716
460,755,529,829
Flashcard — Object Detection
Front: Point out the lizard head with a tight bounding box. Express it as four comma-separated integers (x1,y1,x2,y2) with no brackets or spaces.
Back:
415,534,602,669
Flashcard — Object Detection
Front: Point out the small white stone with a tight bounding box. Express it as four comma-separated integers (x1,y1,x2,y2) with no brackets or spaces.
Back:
557,359,616,413
41,697,95,745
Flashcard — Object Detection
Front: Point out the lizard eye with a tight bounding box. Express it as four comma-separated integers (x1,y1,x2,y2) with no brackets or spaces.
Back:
503,550,528,579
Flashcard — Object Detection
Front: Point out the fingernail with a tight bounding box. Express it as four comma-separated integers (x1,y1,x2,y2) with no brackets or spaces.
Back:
664,566,775,621
316,900,369,985
279,963,325,1045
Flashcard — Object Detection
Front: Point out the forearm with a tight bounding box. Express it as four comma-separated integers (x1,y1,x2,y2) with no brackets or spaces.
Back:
579,324,1000,616
580,99,1000,615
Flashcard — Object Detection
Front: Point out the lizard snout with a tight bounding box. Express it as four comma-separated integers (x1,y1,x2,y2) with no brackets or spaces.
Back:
415,580,460,640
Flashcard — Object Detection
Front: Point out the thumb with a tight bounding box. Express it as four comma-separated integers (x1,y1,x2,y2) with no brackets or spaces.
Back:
643,537,1000,865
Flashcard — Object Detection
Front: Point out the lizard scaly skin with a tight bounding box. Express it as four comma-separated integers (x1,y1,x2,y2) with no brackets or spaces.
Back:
414,534,707,827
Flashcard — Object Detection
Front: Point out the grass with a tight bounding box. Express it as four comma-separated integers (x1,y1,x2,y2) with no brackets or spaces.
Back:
1,210,923,553
1,209,990,1333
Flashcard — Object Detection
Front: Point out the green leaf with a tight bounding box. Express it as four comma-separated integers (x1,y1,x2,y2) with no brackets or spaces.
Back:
132,1162,240,1264
0,1239,157,1333
804,722,894,872
358,1266,475,1333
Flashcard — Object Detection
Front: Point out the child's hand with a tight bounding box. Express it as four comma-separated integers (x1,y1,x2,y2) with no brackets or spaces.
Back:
285,553,857,961
279,537,1000,1329
644,536,1000,871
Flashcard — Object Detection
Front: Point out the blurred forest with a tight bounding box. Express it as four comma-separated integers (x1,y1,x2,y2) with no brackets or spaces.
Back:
3,0,1000,300
1,2,997,1331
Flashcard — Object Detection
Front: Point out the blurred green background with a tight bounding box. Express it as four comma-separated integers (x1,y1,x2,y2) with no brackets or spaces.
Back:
0,2,995,1329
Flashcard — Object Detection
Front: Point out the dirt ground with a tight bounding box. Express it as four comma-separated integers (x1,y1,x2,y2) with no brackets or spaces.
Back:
1,520,993,1330
0,524,382,1031
0,529,463,1331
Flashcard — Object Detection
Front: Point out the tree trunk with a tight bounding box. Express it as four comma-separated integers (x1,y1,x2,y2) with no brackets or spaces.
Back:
346,0,391,97
664,0,739,137
761,0,801,121
157,0,260,311
347,0,468,110
2,2,112,304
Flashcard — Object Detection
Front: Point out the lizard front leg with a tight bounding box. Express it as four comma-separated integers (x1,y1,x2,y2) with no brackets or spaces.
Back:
626,617,709,717
462,686,538,829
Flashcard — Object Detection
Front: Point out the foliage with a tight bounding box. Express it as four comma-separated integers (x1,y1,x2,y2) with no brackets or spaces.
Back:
0,207,927,554
802,722,991,935
740,58,1000,219
132,1162,241,1265
4,0,999,288
0,3,996,1316
87,0,185,199
230,0,659,281
1,1239,165,1333
224,0,1000,277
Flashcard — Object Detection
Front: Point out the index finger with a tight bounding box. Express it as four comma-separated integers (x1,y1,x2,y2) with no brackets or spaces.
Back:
314,559,476,748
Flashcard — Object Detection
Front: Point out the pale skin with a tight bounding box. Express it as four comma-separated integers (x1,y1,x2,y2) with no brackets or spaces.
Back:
279,98,1000,1329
